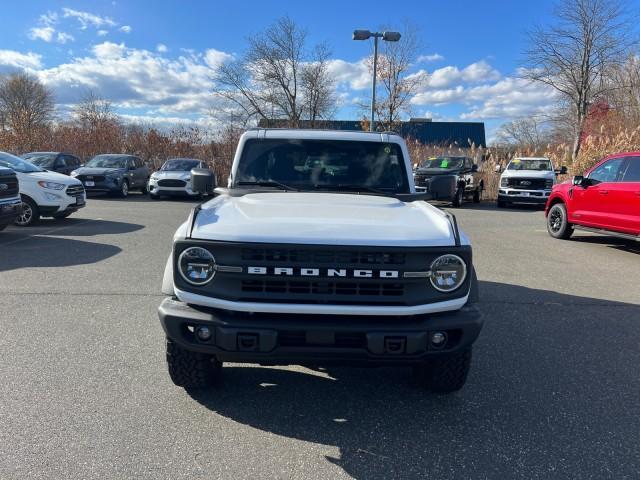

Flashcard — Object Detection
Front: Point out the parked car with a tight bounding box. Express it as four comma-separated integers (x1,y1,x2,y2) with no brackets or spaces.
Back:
497,157,567,208
0,166,22,231
546,153,640,241
21,152,81,176
0,152,86,226
148,158,207,199
413,156,483,207
71,154,150,197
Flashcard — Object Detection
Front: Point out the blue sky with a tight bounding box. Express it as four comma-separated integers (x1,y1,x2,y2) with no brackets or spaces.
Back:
0,0,588,141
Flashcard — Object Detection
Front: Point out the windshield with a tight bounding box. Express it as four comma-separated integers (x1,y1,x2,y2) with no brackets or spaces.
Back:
507,159,552,171
419,157,465,170
161,159,200,171
21,153,57,168
85,155,129,169
0,152,44,173
234,139,409,193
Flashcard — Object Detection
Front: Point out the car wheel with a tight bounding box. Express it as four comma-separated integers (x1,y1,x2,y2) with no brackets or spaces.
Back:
452,187,464,208
119,180,129,198
14,196,39,227
141,182,149,194
547,202,573,239
166,338,222,389
497,200,507,208
413,347,472,393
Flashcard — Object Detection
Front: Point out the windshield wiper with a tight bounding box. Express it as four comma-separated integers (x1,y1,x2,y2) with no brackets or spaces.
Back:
236,180,298,191
313,184,391,195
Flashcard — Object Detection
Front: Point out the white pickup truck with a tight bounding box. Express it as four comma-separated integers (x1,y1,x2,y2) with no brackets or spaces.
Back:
497,156,567,207
158,129,483,393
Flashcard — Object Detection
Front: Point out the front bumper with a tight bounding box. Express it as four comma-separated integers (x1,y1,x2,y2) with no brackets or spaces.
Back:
80,178,123,193
498,188,550,204
158,298,483,365
0,198,22,224
148,178,198,196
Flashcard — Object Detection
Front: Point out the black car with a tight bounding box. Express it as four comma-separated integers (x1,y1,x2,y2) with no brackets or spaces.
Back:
413,156,483,207
21,152,81,176
72,154,150,197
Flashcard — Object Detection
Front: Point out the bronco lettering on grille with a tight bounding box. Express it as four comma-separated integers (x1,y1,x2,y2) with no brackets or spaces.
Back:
247,266,399,278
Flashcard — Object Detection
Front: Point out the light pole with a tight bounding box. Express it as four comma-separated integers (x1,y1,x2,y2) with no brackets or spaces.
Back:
353,29,401,132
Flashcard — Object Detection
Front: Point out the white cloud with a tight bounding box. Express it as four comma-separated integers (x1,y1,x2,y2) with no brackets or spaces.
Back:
326,59,370,90
0,50,43,70
56,32,75,44
28,26,55,42
417,53,444,62
428,61,501,89
204,48,232,68
119,25,132,33
156,43,168,53
62,8,116,29
97,30,109,37
39,12,59,26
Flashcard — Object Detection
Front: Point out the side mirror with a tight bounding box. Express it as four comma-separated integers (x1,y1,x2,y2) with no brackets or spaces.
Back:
471,164,479,172
494,164,502,173
572,175,585,187
191,168,216,194
556,166,568,175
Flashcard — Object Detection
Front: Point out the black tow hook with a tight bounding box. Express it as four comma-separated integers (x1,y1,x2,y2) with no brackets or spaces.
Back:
237,333,259,351
384,336,406,355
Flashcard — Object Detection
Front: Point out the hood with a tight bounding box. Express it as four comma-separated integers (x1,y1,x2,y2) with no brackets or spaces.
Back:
17,170,81,185
189,192,460,247
151,171,192,180
501,169,555,180
74,167,126,175
415,167,461,176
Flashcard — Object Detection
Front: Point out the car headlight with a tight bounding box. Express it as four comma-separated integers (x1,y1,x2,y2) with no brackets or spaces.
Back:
500,177,508,187
150,175,159,181
178,247,217,285
37,181,65,190
429,254,467,292
70,170,79,177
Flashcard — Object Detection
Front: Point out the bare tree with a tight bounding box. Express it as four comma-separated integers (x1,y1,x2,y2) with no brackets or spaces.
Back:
213,16,337,127
496,117,551,152
0,73,54,150
73,91,118,129
301,44,337,127
364,22,427,131
606,54,640,127
523,0,637,161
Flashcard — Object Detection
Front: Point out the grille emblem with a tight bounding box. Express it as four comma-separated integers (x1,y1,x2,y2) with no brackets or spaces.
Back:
0,184,7,191
520,180,531,186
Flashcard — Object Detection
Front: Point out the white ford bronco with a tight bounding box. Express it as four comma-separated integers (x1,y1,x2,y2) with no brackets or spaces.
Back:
159,129,482,393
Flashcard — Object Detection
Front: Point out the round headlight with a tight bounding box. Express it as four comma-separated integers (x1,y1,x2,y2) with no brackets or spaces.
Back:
178,247,217,285
429,254,467,292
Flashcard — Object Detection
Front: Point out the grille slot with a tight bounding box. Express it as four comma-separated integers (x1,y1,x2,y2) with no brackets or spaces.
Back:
65,185,85,197
0,175,19,199
241,248,406,265
158,179,187,187
241,280,404,297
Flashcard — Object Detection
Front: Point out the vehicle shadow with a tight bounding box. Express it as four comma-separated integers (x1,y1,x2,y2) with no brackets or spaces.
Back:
571,233,640,255
0,234,122,272
4,218,144,237
444,201,545,212
187,281,640,479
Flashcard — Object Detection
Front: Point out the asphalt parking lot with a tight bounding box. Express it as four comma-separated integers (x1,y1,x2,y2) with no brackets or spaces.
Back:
1,195,639,479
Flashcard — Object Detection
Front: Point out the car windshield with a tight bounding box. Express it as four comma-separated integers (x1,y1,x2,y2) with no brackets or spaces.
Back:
0,152,44,173
85,155,129,169
508,159,552,171
419,157,465,169
161,159,200,171
234,139,409,193
21,153,57,168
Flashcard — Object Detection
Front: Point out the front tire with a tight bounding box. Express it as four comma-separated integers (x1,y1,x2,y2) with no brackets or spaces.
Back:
141,182,149,194
14,196,39,226
166,338,222,389
547,202,573,239
452,187,464,208
413,347,472,393
119,180,129,198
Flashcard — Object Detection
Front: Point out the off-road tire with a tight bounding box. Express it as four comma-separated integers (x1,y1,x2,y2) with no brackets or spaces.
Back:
547,202,573,239
166,338,221,389
413,347,472,393
452,187,464,208
14,196,39,226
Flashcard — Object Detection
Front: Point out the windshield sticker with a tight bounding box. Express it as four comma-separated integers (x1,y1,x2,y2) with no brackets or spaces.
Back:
440,159,449,168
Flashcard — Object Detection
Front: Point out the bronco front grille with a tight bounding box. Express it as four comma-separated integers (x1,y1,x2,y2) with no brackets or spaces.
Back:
241,279,405,297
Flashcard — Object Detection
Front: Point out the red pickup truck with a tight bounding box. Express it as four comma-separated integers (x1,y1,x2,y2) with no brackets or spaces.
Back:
545,152,640,242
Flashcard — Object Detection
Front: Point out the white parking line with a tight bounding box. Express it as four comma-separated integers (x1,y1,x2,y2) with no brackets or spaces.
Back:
0,218,99,247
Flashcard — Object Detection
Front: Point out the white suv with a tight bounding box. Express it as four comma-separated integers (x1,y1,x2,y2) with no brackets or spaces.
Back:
0,152,86,226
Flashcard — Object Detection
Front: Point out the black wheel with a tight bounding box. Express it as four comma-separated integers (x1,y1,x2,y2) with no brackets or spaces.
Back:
119,180,129,198
452,187,464,208
473,185,482,203
149,193,161,200
14,196,39,226
141,182,149,194
497,200,507,208
413,347,472,393
166,338,222,389
53,212,72,219
547,202,573,239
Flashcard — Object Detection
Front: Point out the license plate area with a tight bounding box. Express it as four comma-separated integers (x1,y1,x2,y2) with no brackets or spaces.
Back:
84,181,95,187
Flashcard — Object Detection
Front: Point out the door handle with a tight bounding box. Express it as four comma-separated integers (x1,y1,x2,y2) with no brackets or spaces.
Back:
599,190,608,195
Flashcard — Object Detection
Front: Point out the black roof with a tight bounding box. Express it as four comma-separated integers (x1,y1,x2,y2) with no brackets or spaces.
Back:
258,119,486,147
